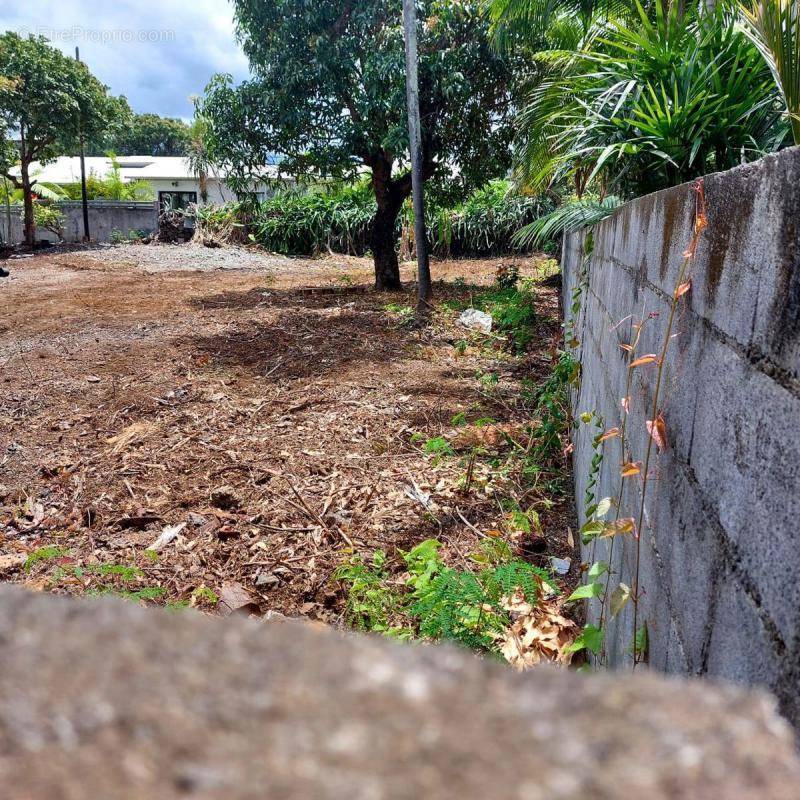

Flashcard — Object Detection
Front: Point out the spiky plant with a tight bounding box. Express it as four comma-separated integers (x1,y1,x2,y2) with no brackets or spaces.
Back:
501,2,788,197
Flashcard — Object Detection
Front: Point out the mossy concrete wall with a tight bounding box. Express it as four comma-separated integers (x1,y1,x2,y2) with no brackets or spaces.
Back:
562,146,800,726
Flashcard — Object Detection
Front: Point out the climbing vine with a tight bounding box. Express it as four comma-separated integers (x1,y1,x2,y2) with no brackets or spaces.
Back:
568,181,708,664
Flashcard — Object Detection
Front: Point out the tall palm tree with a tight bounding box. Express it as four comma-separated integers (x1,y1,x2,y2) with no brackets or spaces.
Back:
186,116,212,204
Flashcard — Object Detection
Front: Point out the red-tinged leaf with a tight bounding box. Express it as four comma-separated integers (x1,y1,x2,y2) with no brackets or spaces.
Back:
646,413,667,451
599,427,621,442
619,343,633,353
601,518,636,538
630,354,660,368
621,461,641,477
675,279,691,298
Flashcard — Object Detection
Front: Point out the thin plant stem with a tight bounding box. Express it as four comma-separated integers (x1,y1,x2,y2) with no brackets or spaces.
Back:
631,181,707,666
597,308,646,649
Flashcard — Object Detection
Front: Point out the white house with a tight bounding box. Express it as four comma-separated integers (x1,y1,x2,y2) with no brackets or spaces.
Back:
12,156,280,210
2,156,287,245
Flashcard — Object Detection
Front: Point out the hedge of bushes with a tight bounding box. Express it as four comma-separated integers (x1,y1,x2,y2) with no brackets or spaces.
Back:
194,179,556,256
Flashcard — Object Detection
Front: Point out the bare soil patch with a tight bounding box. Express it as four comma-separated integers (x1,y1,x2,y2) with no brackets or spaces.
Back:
0,245,575,621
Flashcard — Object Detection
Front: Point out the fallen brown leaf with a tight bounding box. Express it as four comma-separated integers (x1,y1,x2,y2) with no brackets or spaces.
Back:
219,581,260,617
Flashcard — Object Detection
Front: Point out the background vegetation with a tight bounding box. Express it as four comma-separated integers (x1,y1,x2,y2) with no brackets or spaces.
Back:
194,179,557,257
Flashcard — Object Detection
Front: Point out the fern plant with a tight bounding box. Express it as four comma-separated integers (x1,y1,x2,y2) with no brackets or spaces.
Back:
337,537,557,654
412,569,502,650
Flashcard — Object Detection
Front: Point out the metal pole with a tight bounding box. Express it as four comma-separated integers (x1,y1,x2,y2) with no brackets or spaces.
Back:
402,0,432,304
75,46,90,242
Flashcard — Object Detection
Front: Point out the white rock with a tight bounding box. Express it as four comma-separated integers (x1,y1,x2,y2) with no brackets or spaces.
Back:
550,556,572,576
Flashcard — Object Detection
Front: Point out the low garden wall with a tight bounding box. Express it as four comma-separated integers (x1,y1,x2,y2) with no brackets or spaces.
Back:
562,146,800,726
2,200,158,245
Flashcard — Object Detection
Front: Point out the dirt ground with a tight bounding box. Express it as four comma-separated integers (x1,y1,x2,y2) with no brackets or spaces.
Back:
0,242,576,622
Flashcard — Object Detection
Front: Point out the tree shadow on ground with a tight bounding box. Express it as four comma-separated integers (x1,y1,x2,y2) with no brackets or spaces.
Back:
184,288,411,382
188,285,378,313
182,279,522,384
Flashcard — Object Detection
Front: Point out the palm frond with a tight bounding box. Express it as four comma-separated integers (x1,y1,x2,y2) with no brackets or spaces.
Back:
513,194,624,247
742,0,800,143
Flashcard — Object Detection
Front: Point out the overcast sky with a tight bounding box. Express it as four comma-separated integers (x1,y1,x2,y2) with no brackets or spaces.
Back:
2,0,251,119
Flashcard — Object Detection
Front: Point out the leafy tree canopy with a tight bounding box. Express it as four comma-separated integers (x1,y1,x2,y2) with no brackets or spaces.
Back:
198,0,521,288
89,112,192,157
0,32,126,245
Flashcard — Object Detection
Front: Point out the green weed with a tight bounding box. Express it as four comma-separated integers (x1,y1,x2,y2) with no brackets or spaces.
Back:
422,436,455,457
335,539,555,654
24,546,68,572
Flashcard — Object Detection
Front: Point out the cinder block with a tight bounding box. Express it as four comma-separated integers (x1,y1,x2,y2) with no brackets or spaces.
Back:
569,147,800,727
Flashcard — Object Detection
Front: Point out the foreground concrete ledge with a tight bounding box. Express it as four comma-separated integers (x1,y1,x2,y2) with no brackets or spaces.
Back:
0,586,798,799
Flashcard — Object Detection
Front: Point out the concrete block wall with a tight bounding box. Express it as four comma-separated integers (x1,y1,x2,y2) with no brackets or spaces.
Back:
1,201,158,245
562,146,800,726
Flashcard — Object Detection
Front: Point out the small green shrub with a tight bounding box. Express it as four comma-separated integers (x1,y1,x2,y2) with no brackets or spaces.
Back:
33,203,65,240
422,436,455,457
336,538,555,654
531,351,579,459
192,586,219,605
335,550,397,632
495,263,520,290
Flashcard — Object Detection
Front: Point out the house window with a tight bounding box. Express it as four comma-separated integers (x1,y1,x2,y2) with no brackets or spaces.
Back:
158,191,197,213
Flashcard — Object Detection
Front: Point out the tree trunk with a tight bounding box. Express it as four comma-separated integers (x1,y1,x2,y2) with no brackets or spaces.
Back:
20,160,35,249
372,199,404,290
370,157,406,291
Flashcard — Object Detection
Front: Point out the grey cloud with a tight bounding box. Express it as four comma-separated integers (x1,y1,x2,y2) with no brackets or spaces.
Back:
1,0,250,118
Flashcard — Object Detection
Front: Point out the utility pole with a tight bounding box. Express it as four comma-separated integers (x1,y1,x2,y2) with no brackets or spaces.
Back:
402,0,432,305
75,46,91,242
